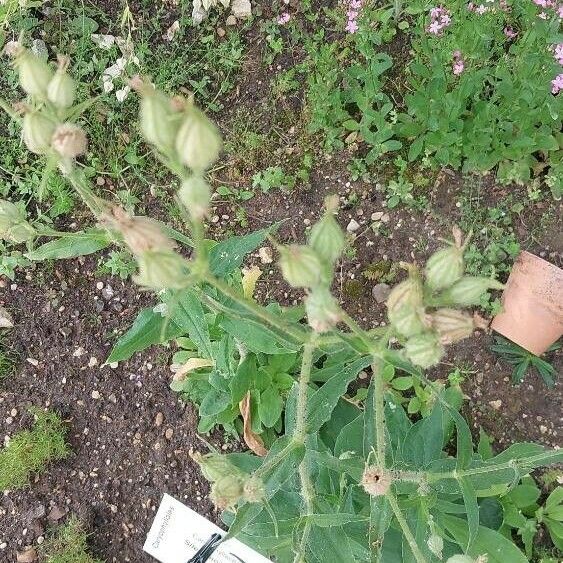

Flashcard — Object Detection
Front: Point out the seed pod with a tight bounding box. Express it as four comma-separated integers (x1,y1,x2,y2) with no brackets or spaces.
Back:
134,79,179,153
308,199,345,266
47,56,76,109
425,244,464,291
305,287,340,333
22,111,56,155
14,49,53,99
191,452,241,483
209,474,244,510
361,466,392,496
388,305,429,338
242,476,265,503
278,245,323,289
134,250,188,290
175,107,221,171
440,276,504,307
51,123,88,158
178,176,211,220
404,332,444,369
430,308,475,344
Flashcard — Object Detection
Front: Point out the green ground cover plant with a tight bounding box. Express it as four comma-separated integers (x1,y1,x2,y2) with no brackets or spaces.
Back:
1,45,561,562
0,409,68,490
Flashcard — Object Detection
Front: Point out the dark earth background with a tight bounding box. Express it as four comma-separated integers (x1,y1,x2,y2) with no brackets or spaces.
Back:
1,0,562,561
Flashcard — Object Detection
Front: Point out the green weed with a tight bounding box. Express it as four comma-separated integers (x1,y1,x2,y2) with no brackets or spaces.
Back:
42,516,104,563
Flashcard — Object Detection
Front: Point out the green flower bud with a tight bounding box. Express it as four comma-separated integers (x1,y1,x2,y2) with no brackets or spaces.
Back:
51,123,88,159
47,57,76,109
175,107,221,171
178,176,211,220
424,227,467,291
133,78,179,153
386,265,423,314
278,245,323,288
305,287,340,333
210,474,244,510
430,308,475,344
0,200,36,243
22,111,56,155
440,276,504,307
388,305,429,338
427,534,444,560
14,49,53,99
404,332,444,369
134,250,188,290
242,476,265,503
308,198,345,266
191,452,241,483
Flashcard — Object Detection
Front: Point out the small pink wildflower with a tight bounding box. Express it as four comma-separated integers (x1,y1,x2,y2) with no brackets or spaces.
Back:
345,0,363,34
427,6,452,35
350,0,363,8
475,4,487,14
278,12,291,25
558,5,563,18
554,43,563,64
346,19,359,33
504,26,517,39
452,50,465,76
551,73,563,94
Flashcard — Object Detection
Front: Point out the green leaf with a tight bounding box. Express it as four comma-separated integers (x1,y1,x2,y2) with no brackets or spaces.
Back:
369,495,392,559
391,376,413,391
165,289,213,358
209,225,278,277
441,515,528,563
460,477,479,549
26,230,111,260
546,486,563,512
306,357,372,434
479,498,503,531
478,427,494,460
199,389,230,417
230,355,257,404
508,484,541,509
259,387,283,428
304,513,368,527
106,308,183,363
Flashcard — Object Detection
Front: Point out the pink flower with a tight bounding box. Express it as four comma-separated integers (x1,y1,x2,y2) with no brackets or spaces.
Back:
551,73,563,94
427,6,452,35
346,19,359,33
554,43,563,64
428,21,441,34
453,61,465,75
347,10,359,19
350,0,363,8
475,4,487,14
558,5,563,18
504,26,517,39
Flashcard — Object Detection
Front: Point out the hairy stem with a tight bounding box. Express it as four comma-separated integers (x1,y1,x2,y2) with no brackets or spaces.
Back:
294,335,318,442
387,492,428,563
59,162,108,218
0,96,21,123
294,458,315,562
372,356,386,465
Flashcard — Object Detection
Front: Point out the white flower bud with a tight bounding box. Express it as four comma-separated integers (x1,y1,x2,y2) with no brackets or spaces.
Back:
14,49,53,99
47,56,76,109
175,107,221,171
305,287,340,333
440,276,504,307
22,111,56,155
278,245,323,288
134,250,189,290
178,176,211,220
404,332,444,369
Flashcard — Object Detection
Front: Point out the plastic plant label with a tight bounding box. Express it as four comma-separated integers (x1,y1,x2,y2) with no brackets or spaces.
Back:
144,493,272,563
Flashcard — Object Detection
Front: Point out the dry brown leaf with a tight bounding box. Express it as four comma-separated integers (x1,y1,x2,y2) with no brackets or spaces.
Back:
0,306,14,329
16,548,38,563
241,265,262,299
239,392,267,457
172,358,214,382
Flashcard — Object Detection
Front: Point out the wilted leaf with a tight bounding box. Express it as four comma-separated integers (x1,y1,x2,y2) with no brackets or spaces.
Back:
0,306,14,329
232,0,252,18
16,548,38,563
173,358,214,382
164,20,180,42
241,266,262,299
239,392,267,456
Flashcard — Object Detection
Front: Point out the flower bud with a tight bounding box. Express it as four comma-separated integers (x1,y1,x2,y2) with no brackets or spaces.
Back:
445,557,477,563
308,199,345,266
388,305,429,338
242,476,265,503
404,332,444,369
386,265,423,314
178,176,211,220
134,250,189,290
51,123,88,158
278,245,323,288
191,452,241,483
430,308,475,344
305,287,340,333
175,107,221,171
14,49,53,99
22,111,56,155
361,466,392,496
427,533,444,560
440,276,504,307
210,474,244,510
47,56,76,109
132,77,179,153
0,200,36,243
425,244,464,291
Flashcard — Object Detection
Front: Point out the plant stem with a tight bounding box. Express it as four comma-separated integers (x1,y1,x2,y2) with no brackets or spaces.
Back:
394,0,402,20
294,458,315,562
386,492,428,563
294,335,318,442
372,356,386,465
59,162,108,218
203,273,308,345
0,96,21,123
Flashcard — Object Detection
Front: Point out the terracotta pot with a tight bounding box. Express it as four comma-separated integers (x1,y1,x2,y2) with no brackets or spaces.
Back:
491,251,563,356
